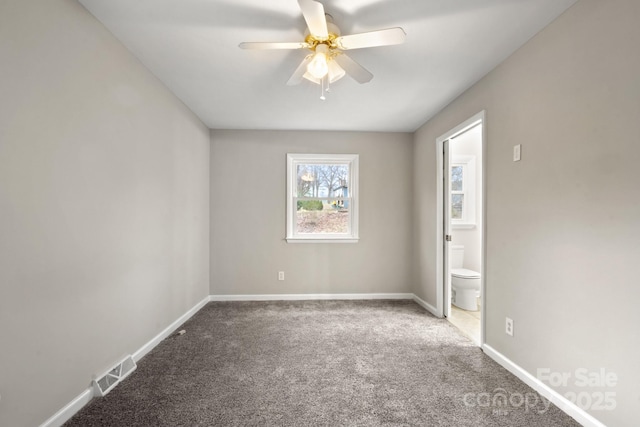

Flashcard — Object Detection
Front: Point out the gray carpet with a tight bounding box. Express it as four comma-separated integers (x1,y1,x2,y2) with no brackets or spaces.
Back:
65,300,580,426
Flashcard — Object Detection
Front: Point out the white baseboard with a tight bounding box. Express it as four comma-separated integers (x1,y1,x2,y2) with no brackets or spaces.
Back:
412,294,441,317
39,388,93,427
132,295,210,362
39,295,210,427
209,293,414,301
482,344,607,427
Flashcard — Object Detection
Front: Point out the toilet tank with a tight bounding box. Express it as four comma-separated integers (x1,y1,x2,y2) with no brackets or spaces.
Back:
450,245,464,268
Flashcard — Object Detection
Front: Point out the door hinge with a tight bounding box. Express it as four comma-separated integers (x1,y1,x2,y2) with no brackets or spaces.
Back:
445,235,452,242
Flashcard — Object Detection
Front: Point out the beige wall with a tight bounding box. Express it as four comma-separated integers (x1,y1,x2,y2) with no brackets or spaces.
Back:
413,0,640,425
210,130,414,296
0,1,210,426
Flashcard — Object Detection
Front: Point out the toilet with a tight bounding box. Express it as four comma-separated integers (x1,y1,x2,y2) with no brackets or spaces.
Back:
450,245,481,311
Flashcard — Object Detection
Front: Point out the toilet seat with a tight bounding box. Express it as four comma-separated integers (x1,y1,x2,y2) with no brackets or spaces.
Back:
451,268,480,279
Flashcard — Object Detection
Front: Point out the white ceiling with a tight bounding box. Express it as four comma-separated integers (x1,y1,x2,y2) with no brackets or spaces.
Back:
79,0,577,132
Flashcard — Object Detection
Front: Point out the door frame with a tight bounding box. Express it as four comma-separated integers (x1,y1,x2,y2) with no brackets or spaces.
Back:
435,110,486,346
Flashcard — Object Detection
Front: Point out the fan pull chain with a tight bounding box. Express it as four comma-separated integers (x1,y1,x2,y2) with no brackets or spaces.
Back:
320,77,326,100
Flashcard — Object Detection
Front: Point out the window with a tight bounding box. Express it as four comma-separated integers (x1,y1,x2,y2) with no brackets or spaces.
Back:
286,153,359,242
451,155,476,228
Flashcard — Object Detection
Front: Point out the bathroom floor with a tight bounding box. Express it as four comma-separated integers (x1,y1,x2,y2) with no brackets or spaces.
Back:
448,299,481,345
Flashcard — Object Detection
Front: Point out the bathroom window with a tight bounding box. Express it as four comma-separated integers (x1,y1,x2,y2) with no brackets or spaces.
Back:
451,155,476,228
286,153,359,243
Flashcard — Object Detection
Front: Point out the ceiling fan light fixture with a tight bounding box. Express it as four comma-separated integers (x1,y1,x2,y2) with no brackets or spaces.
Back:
307,44,329,79
303,55,345,85
307,53,328,79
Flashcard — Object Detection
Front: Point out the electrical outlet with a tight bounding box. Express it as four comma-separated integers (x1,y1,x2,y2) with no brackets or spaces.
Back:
513,144,521,162
505,317,514,336
278,271,285,281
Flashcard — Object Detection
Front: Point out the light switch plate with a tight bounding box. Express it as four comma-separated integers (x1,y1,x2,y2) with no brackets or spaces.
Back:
513,144,521,162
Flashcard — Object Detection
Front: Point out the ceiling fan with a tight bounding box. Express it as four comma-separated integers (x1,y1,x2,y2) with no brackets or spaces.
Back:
239,0,406,99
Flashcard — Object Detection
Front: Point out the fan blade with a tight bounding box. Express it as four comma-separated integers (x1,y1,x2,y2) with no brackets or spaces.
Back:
287,55,313,86
335,27,406,50
239,41,311,50
334,54,373,84
298,0,328,39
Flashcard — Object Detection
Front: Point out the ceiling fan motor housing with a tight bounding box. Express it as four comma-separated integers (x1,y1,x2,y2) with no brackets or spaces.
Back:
305,22,341,50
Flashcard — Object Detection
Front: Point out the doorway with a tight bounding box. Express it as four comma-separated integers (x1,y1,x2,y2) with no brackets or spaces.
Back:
436,111,485,346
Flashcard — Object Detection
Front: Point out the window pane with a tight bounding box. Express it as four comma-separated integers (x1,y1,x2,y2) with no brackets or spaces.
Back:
297,201,349,233
451,166,463,191
297,164,349,197
451,194,464,219
287,153,358,241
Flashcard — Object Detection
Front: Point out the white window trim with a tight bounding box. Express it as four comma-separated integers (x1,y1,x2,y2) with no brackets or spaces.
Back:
451,155,476,229
286,153,359,243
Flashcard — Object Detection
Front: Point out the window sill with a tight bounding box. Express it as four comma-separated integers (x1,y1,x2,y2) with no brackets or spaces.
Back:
286,237,359,243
